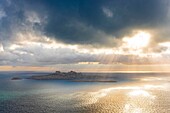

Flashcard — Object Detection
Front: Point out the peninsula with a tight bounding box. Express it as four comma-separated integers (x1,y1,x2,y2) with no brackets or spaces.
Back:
27,71,117,82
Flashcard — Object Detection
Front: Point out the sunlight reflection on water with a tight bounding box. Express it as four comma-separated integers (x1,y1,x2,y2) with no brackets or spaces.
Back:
67,82,170,113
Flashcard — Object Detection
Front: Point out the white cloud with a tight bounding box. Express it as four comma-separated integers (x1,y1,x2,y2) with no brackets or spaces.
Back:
0,43,4,52
0,29,170,67
0,8,6,20
102,7,113,17
25,11,41,24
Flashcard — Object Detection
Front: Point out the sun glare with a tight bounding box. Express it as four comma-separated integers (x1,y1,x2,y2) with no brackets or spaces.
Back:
123,31,151,49
128,90,150,97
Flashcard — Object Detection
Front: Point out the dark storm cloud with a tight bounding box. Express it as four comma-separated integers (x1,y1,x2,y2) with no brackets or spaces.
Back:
0,0,44,42
25,0,170,44
0,0,170,45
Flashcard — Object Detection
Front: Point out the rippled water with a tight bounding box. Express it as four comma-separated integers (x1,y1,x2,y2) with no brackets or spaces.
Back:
0,72,170,113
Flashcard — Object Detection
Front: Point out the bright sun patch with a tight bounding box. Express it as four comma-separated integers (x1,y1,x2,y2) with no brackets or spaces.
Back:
123,31,151,49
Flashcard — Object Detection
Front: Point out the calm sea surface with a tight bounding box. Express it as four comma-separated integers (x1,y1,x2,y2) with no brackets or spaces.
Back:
0,72,170,113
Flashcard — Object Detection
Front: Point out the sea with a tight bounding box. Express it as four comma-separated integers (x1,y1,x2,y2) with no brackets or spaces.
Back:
0,71,170,113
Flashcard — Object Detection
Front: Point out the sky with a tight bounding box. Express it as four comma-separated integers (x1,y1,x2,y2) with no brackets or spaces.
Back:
0,0,170,72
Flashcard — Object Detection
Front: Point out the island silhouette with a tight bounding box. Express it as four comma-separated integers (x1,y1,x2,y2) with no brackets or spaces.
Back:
24,71,117,82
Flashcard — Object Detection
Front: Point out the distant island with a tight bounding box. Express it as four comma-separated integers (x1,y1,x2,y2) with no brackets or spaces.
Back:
25,71,117,82
11,77,22,80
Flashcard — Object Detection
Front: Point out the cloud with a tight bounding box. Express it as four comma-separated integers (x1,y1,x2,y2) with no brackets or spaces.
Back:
0,8,6,20
0,0,170,68
102,7,113,17
1,0,170,45
6,0,167,46
0,43,4,52
0,30,170,67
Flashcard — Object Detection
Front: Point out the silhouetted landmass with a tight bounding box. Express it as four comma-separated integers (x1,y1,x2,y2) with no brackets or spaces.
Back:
27,71,117,82
11,77,22,80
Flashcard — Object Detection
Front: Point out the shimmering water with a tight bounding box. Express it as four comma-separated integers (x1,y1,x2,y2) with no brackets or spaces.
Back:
0,72,170,113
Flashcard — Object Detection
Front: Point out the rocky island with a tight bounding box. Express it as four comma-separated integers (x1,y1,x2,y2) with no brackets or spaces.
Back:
27,71,117,82
11,77,22,80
